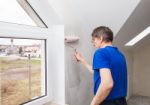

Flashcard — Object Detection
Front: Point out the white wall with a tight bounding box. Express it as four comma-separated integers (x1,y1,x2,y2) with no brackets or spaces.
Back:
49,25,66,105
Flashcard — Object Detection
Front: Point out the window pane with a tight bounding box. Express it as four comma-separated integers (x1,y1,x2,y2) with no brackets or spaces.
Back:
0,38,46,105
0,0,46,27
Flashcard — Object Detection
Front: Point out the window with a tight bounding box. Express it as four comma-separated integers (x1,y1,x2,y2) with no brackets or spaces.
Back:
0,37,47,105
0,0,47,28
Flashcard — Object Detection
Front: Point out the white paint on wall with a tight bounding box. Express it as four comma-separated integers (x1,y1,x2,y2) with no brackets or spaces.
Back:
49,25,65,105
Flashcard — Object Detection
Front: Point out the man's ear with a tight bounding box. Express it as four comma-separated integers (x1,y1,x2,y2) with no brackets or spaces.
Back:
100,36,103,42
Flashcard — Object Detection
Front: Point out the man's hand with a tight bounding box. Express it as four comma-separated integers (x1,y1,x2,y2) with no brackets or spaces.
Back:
74,51,93,74
90,98,99,105
74,51,83,62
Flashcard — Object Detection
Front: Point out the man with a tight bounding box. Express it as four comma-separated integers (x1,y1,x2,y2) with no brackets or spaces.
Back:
74,26,127,105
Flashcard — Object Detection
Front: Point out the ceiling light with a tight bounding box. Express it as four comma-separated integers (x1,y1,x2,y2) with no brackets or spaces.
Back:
125,26,150,46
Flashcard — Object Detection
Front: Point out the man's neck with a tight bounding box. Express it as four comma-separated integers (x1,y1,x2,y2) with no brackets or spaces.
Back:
100,42,112,48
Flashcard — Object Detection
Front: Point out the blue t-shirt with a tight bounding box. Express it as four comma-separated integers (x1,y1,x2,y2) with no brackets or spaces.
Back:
92,46,127,100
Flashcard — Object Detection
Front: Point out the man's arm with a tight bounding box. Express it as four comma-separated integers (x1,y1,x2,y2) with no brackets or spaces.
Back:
91,68,114,105
74,52,93,74
80,58,93,74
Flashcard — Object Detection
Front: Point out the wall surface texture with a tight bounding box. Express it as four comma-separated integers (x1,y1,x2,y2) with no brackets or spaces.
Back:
65,25,94,105
132,40,150,97
121,50,134,99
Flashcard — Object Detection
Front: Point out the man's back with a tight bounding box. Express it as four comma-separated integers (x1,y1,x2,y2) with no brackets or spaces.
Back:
93,46,127,100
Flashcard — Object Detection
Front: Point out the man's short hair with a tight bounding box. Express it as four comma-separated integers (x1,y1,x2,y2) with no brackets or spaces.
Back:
91,26,113,42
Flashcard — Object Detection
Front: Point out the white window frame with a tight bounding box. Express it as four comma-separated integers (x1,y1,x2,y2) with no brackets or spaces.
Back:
0,22,52,105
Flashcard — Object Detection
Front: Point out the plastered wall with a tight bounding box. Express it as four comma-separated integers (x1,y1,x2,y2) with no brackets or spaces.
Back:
65,27,94,105
121,49,134,99
132,40,150,97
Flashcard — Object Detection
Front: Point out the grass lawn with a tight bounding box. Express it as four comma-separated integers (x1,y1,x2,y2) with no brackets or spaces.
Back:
0,57,43,105
0,57,41,72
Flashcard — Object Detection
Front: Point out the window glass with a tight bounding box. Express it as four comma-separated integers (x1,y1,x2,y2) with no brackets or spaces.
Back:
0,37,47,105
0,0,47,28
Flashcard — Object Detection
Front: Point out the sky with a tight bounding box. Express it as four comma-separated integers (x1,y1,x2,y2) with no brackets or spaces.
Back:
0,0,36,26
0,38,42,45
0,0,43,45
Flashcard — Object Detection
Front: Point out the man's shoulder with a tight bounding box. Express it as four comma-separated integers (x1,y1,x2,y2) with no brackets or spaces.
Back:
95,48,108,54
94,48,108,57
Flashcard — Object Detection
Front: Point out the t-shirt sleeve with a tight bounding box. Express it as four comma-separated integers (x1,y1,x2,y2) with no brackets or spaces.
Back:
92,50,110,70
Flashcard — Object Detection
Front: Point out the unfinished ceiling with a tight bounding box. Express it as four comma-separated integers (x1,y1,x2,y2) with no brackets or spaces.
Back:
114,0,150,50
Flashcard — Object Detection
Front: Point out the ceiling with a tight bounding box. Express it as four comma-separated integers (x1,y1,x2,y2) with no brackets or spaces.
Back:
47,0,140,34
114,0,150,50
67,0,141,34
46,0,150,50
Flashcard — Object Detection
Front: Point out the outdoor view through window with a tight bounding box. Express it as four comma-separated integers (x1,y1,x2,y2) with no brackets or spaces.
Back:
0,38,46,105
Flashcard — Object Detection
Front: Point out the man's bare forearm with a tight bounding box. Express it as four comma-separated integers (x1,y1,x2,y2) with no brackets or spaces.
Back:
91,83,112,105
80,58,93,74
91,69,114,105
